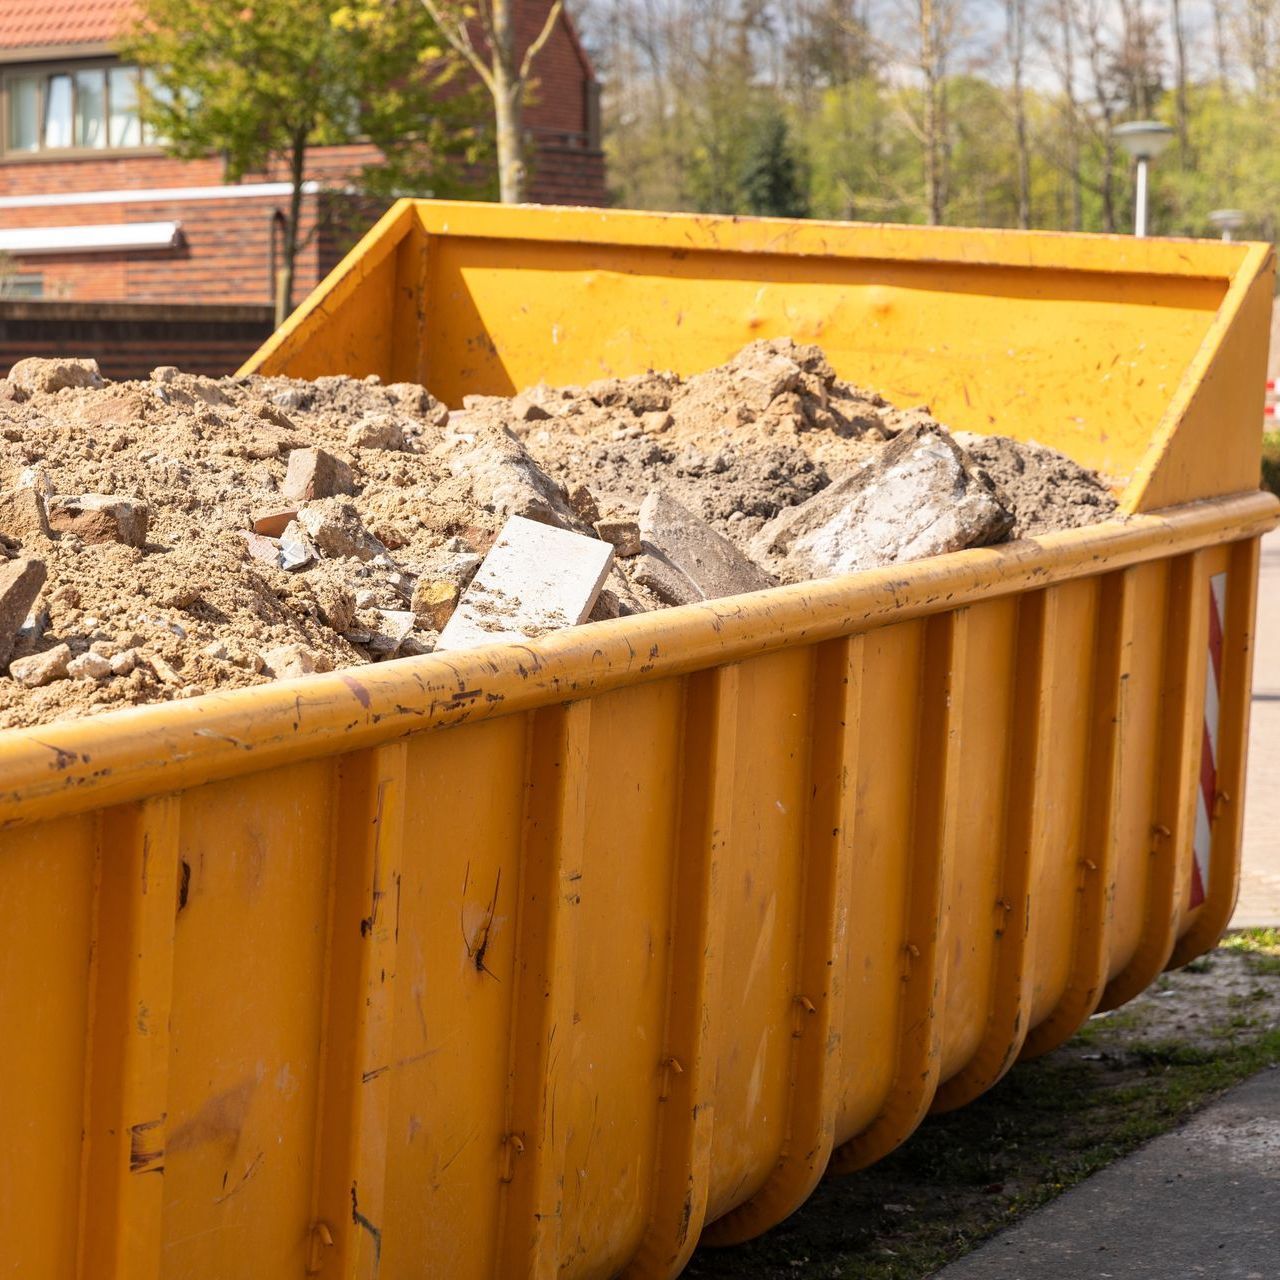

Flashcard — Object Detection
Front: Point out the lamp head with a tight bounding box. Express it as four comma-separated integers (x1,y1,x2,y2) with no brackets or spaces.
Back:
1208,208,1247,231
1113,120,1175,161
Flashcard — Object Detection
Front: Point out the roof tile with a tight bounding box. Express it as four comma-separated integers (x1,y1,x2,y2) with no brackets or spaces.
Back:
0,2,138,52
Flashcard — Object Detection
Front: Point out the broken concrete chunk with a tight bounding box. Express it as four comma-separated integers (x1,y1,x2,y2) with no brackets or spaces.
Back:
48,494,150,548
297,499,387,562
637,489,775,603
67,651,112,680
240,530,282,566
366,609,416,656
346,414,405,451
437,515,614,652
7,356,104,395
252,507,298,537
441,425,577,528
0,488,51,543
278,521,316,571
594,517,642,558
632,551,700,608
0,557,47,667
262,643,330,679
281,447,355,503
8,641,70,687
751,423,1014,579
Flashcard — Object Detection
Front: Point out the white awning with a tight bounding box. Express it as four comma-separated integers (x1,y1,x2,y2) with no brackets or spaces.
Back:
0,221,184,255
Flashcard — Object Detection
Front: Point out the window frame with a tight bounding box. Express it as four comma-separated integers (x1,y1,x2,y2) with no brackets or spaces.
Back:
0,58,164,161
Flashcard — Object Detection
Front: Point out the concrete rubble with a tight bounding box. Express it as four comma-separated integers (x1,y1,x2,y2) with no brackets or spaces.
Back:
437,516,613,651
636,489,775,605
751,424,1015,580
0,341,1118,728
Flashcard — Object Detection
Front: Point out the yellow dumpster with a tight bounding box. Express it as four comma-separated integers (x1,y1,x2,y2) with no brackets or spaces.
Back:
1,202,1275,1280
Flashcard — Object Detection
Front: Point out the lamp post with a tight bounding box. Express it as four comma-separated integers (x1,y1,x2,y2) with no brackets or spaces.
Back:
1208,209,1247,241
1114,121,1175,237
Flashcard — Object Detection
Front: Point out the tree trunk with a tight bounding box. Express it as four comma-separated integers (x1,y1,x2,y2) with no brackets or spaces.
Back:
921,0,945,225
493,67,525,202
1007,0,1030,229
1213,2,1230,94
276,132,307,329
491,0,525,203
1171,0,1190,164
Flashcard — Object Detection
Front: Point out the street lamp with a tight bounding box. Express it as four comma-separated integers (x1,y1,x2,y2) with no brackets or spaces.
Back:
1114,121,1175,238
1208,209,1247,241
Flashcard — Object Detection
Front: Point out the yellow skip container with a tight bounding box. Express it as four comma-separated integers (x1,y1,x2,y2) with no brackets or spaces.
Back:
1,202,1275,1280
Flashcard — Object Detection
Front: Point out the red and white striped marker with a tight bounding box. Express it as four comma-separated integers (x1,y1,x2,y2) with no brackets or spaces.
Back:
1190,572,1227,908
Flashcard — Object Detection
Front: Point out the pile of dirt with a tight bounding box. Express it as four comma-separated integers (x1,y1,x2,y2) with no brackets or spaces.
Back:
0,342,1117,730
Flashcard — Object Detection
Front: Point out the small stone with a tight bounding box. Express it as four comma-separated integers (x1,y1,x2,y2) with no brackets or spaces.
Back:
296,499,386,561
150,366,179,383
201,640,230,660
146,653,185,686
642,410,674,434
313,582,356,633
0,488,50,543
16,467,54,497
367,609,416,656
262,643,330,679
281,447,355,503
569,484,601,525
272,386,309,411
9,642,71,687
109,649,138,676
177,685,206,699
510,393,552,422
67,651,112,680
48,494,149,548
355,589,379,610
593,518,642,558
252,507,298,537
346,414,405,451
0,556,47,667
411,579,460,631
278,521,316,571
8,356,103,395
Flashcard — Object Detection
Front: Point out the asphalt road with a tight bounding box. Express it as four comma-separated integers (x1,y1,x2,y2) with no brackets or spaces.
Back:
1234,527,1280,928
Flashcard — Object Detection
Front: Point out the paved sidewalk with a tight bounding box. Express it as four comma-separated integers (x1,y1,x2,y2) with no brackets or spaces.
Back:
934,1067,1280,1279
1234,527,1280,929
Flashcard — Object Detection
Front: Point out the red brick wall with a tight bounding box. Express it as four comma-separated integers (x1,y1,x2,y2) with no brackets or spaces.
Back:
0,6,605,308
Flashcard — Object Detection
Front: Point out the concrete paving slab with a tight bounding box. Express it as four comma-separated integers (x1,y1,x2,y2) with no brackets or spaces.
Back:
1235,527,1280,929
934,1067,1280,1279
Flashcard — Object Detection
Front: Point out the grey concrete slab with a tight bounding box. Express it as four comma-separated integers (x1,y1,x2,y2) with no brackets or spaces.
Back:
933,1067,1280,1279
1235,527,1280,929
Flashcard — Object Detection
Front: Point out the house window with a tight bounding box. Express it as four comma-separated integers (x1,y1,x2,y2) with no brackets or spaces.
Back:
0,275,44,299
3,63,158,156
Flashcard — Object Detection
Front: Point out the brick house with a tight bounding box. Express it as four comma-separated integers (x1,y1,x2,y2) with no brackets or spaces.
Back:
0,0,606,308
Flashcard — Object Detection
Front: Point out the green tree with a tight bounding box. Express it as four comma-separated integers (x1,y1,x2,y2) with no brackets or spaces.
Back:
739,109,810,218
123,0,480,325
